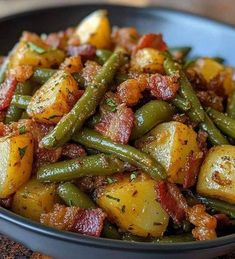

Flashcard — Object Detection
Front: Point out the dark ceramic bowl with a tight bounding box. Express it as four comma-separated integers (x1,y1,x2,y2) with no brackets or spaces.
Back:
0,4,234,259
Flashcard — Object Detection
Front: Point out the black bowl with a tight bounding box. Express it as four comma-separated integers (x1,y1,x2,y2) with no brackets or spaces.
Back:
0,4,234,259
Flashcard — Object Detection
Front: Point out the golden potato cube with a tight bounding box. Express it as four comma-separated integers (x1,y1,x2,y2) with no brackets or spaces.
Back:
136,121,200,184
131,48,165,73
12,179,56,221
197,145,235,204
96,173,169,237
0,133,33,198
75,10,111,49
27,70,79,123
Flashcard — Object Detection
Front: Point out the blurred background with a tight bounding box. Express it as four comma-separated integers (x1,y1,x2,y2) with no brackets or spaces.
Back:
0,0,235,26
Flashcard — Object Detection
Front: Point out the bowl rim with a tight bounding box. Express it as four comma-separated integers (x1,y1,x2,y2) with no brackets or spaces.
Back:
0,3,235,251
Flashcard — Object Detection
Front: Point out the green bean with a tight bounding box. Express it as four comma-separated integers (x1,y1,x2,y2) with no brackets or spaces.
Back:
199,113,228,145
40,48,126,149
171,94,191,111
130,100,174,140
115,73,129,84
122,233,194,243
96,49,112,64
58,182,121,239
72,128,166,180
37,154,125,182
11,95,31,109
32,67,85,88
58,182,96,209
5,80,34,124
207,107,235,139
169,46,192,60
164,55,204,123
227,90,235,119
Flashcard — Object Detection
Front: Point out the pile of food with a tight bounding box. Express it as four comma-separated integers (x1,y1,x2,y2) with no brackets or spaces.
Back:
0,9,234,243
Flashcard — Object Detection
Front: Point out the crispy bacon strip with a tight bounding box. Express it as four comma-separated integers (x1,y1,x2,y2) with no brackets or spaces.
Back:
95,104,134,144
186,204,217,241
40,204,106,237
183,151,204,188
155,181,188,224
59,56,83,74
67,44,96,58
62,143,87,159
9,65,33,83
0,77,17,110
133,33,167,54
148,74,179,100
82,60,101,87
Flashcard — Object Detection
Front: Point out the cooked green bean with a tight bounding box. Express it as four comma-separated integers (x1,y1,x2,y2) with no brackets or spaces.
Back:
96,49,112,64
131,100,174,140
171,94,191,111
40,48,126,149
199,113,228,145
5,80,34,124
72,128,166,180
32,67,85,88
58,182,121,239
37,154,125,182
58,182,96,209
115,73,129,84
169,46,192,60
164,55,204,123
227,90,235,119
207,107,235,139
20,111,29,119
11,95,31,109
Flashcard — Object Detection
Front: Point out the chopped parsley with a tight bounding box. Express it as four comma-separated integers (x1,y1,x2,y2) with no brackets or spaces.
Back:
27,42,46,54
107,177,117,184
18,146,27,159
19,125,26,135
106,98,117,112
106,195,120,202
130,172,137,181
68,199,75,206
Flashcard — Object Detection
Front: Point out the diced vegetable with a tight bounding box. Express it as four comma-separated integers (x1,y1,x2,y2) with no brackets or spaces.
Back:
131,48,165,73
197,145,235,204
0,133,33,198
75,10,111,49
12,178,56,221
136,121,200,184
27,70,80,123
9,33,65,69
96,173,169,237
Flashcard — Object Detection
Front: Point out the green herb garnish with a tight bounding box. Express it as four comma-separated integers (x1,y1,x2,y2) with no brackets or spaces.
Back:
130,172,137,181
19,125,26,135
18,146,27,159
106,98,117,112
106,195,120,202
27,42,46,54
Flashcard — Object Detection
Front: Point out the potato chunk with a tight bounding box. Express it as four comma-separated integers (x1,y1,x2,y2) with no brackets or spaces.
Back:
96,173,169,237
136,121,200,184
9,33,65,69
12,179,56,221
75,10,111,49
131,48,165,73
197,145,235,204
27,70,79,123
0,133,33,198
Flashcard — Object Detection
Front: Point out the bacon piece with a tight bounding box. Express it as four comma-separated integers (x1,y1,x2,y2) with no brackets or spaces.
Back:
59,56,83,74
8,65,33,83
0,122,9,137
197,90,223,111
133,33,167,54
40,204,106,237
197,130,208,156
82,60,101,87
95,104,134,144
62,143,86,159
0,111,5,123
77,176,107,194
214,213,231,229
117,78,147,106
70,208,106,237
111,27,139,53
67,44,96,58
155,181,188,224
0,195,13,209
186,204,217,241
32,121,62,168
148,74,179,100
183,151,204,188
186,68,207,91
0,77,17,110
